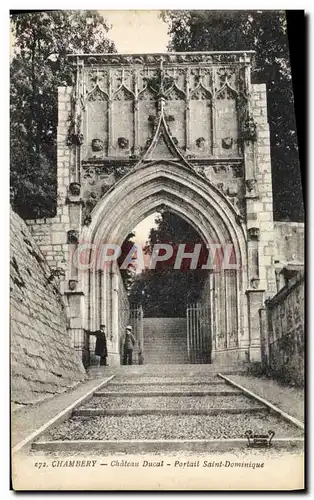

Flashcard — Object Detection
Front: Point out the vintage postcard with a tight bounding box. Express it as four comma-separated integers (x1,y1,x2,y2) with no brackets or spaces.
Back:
10,9,304,491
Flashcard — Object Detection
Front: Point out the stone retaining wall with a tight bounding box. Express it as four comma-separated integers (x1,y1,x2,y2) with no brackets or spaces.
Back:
10,209,86,407
260,273,304,387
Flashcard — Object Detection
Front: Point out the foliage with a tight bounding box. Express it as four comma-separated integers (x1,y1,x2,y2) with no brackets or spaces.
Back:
118,231,137,292
161,10,304,222
10,11,115,219
129,211,208,317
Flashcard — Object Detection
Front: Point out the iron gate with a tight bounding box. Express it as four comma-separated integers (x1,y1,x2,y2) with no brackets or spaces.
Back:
120,305,144,364
186,303,212,363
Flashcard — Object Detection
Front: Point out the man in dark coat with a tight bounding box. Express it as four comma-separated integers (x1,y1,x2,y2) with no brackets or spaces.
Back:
85,324,108,367
123,325,136,365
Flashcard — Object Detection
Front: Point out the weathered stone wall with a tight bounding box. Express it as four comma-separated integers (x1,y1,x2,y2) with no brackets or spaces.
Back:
274,221,304,263
10,209,86,406
260,273,304,386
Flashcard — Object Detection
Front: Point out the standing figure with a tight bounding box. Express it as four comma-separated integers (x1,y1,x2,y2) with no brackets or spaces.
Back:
123,325,135,365
84,324,108,367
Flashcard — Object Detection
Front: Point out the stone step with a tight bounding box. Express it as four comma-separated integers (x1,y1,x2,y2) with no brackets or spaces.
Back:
107,381,225,386
106,382,229,390
143,350,187,353
113,363,248,375
73,407,266,417
143,349,188,354
143,359,189,365
143,360,189,365
143,337,187,342
112,376,222,384
93,390,242,397
40,413,303,442
80,393,262,410
143,344,188,349
143,352,188,356
143,331,186,336
144,341,188,346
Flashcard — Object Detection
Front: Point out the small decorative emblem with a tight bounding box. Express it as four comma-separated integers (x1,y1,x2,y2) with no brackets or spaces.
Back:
246,179,257,192
117,137,129,149
68,279,78,291
91,139,104,152
245,430,275,448
68,182,81,197
250,277,260,289
83,215,92,226
222,137,233,149
130,145,142,159
196,137,205,148
67,230,79,244
248,227,260,241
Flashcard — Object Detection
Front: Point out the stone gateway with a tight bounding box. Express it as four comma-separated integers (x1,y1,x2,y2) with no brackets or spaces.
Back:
24,51,304,369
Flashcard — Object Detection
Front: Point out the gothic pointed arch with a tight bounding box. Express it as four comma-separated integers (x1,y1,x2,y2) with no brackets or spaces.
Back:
215,82,238,100
87,84,109,102
190,83,212,100
166,84,186,100
112,84,134,101
138,86,157,101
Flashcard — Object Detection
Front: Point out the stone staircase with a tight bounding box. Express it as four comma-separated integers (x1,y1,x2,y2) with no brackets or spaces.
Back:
34,364,304,454
142,317,189,364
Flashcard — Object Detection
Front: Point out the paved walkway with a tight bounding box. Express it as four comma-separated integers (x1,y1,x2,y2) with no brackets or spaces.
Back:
11,368,116,447
228,375,304,423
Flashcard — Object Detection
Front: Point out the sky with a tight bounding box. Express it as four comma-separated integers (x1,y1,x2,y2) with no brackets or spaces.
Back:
99,10,169,54
99,10,170,244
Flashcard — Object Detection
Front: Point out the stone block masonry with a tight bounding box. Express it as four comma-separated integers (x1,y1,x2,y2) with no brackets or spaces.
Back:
10,209,86,406
262,273,304,387
274,222,304,263
26,88,73,281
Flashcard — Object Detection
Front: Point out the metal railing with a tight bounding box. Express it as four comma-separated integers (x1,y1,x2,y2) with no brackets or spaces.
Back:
186,303,211,364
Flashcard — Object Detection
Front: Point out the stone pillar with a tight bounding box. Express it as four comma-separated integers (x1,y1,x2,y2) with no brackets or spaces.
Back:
108,264,120,366
246,289,265,361
259,307,269,368
65,290,85,361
